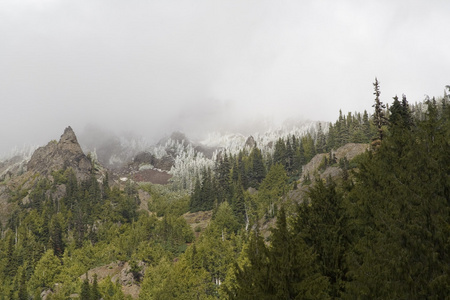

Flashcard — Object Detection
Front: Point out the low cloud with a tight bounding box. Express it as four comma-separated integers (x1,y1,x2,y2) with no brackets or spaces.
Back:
1,0,449,156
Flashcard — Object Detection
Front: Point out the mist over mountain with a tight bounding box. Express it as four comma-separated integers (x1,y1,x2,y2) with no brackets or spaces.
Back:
72,117,324,168
2,0,449,159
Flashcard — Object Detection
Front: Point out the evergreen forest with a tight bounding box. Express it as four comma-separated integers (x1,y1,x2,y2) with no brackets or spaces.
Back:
0,81,449,299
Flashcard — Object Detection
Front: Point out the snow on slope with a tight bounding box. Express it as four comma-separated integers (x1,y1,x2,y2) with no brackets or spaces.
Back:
165,120,328,190
1,120,328,190
0,145,38,181
200,120,327,155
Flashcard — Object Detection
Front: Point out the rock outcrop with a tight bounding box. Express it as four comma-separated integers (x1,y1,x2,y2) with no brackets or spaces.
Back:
133,151,174,171
301,143,369,181
80,261,146,299
27,126,92,180
245,135,256,148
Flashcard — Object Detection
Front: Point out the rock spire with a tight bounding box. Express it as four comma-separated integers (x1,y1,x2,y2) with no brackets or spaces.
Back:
27,126,92,180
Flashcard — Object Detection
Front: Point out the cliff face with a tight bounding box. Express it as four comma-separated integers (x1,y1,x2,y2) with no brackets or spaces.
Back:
27,126,92,180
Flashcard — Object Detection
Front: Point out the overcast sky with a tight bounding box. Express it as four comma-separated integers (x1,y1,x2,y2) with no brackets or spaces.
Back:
1,0,449,156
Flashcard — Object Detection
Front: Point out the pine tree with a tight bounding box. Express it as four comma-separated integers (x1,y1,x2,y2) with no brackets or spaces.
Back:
296,178,348,298
284,138,294,174
231,179,246,225
371,77,387,146
17,266,28,300
216,152,233,202
257,164,288,219
400,94,412,128
273,138,286,167
80,272,91,300
91,273,100,300
74,205,85,248
301,134,316,162
271,207,330,299
49,214,64,257
189,177,202,212
102,172,110,199
346,103,450,298
326,123,337,150
28,249,62,294
232,230,271,300
388,95,403,126
316,123,327,153
362,109,372,139
5,233,17,278
248,147,266,188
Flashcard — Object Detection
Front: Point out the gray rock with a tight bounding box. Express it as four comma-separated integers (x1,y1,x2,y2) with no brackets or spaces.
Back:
27,127,92,181
245,135,256,148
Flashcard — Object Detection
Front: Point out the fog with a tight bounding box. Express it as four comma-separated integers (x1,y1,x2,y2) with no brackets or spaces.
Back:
1,0,450,157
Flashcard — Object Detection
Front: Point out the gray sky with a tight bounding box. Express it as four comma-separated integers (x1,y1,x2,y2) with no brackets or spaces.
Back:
1,0,449,156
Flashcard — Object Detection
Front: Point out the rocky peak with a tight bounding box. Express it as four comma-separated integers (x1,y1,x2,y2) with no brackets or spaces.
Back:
59,126,83,153
245,136,256,148
27,126,92,180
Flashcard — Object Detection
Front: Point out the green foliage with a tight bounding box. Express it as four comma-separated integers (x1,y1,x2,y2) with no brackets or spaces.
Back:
0,163,194,298
98,276,127,300
80,273,90,300
17,265,29,300
248,147,266,188
139,257,172,299
143,183,190,217
28,249,62,295
129,260,142,283
326,109,373,150
296,179,348,298
189,168,217,212
91,273,101,300
213,201,240,234
232,212,330,299
371,77,388,145
344,99,450,298
149,253,215,300
256,163,288,219
49,213,65,257
2,84,450,299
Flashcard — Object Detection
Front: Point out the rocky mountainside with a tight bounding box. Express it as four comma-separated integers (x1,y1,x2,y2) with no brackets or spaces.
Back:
126,120,327,188
0,127,97,227
27,126,92,181
1,120,327,189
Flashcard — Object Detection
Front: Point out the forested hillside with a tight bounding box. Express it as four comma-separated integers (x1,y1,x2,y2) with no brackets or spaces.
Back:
0,81,449,299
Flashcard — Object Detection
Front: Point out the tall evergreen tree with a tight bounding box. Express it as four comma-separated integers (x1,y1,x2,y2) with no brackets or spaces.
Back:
316,123,327,153
80,272,91,300
346,101,450,298
273,138,286,167
301,134,316,162
189,177,202,212
49,214,64,257
295,178,348,298
17,266,28,300
91,273,100,300
249,147,266,188
371,77,387,145
231,179,246,225
232,230,271,299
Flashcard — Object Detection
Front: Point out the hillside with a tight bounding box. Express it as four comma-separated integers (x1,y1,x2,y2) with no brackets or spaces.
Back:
0,88,449,299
